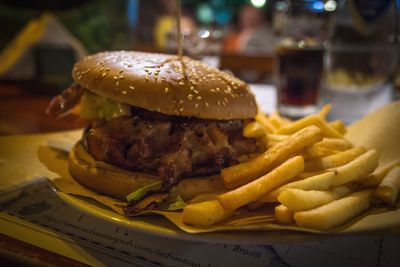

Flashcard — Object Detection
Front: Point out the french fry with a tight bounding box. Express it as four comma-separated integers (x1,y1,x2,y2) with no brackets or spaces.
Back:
222,125,322,189
269,111,291,128
257,134,269,152
255,112,276,133
278,186,352,212
275,205,294,224
319,104,332,118
332,149,379,186
266,140,280,148
188,193,219,204
243,121,267,138
267,134,288,142
182,200,234,226
177,175,225,201
259,172,336,202
313,138,353,151
361,159,400,188
295,171,327,180
375,166,400,206
328,120,347,135
294,190,373,230
303,146,339,160
305,147,367,171
218,156,304,210
277,114,342,138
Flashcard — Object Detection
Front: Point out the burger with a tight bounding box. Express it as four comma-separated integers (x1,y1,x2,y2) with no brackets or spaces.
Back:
47,51,258,214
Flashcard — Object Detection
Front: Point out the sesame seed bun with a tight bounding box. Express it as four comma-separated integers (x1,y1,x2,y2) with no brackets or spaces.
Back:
72,51,257,120
69,142,160,200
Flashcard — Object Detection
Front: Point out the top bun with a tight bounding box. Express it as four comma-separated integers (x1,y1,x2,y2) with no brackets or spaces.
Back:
72,51,257,120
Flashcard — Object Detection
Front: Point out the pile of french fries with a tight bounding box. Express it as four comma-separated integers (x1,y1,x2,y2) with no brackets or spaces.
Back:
180,104,400,231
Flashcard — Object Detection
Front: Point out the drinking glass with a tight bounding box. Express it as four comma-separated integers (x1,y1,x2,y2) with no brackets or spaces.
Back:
274,0,333,118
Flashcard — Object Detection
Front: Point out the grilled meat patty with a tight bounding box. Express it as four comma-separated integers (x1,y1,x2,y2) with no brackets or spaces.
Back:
84,108,257,190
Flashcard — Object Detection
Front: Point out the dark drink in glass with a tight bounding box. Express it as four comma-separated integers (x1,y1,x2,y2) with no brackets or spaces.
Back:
277,45,324,118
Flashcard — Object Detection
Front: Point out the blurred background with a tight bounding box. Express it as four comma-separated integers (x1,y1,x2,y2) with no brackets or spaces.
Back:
0,0,399,134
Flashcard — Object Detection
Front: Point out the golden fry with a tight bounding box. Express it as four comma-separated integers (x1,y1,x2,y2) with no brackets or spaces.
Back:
295,171,327,180
278,186,352,212
177,175,225,201
305,147,366,171
243,121,267,138
222,125,322,189
333,149,379,186
303,146,339,160
375,166,400,206
275,205,294,224
269,111,291,129
182,200,234,226
328,120,347,135
255,112,276,133
361,159,400,188
259,172,336,202
319,104,332,118
277,114,342,138
313,138,353,151
218,156,304,210
267,134,289,142
188,193,219,204
294,190,373,230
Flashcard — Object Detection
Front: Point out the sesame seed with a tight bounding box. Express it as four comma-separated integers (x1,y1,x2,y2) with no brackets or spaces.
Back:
179,107,184,112
122,90,127,94
196,96,202,100
113,76,118,80
195,103,199,108
129,85,135,90
101,72,107,77
210,89,215,93
217,100,221,106
164,87,169,93
145,76,149,81
116,81,120,86
179,100,184,104
187,94,193,100
205,102,209,107
193,90,199,94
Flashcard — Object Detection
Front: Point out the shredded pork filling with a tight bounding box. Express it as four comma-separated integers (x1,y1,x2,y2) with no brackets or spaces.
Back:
84,107,258,190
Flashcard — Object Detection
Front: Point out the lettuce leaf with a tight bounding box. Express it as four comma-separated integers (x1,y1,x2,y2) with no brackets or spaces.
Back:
80,90,130,120
163,195,187,211
126,181,162,202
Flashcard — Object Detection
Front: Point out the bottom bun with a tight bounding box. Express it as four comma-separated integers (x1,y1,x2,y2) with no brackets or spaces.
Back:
69,142,161,200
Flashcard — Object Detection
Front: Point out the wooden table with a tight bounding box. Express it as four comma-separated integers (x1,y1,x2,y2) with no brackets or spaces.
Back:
0,83,87,135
